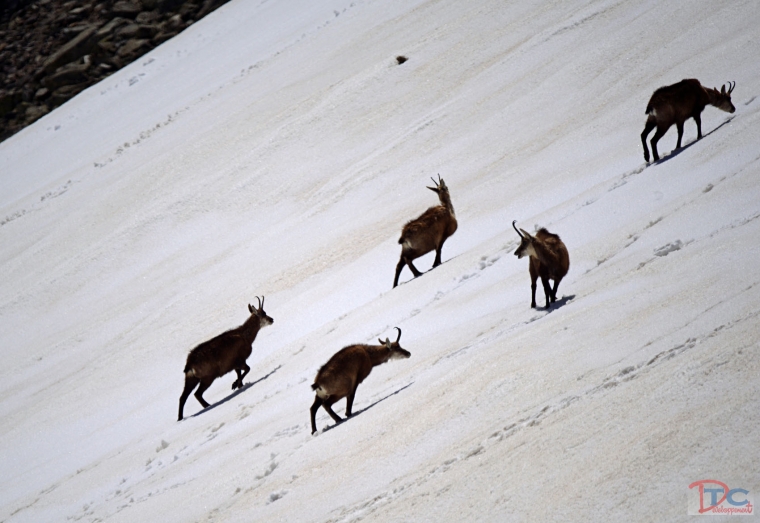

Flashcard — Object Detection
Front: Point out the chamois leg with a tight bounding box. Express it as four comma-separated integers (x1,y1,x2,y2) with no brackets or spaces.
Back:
540,275,552,309
694,113,703,139
393,256,406,288
232,362,250,390
529,262,539,308
322,397,343,425
178,375,200,421
675,121,684,149
650,125,668,162
310,396,323,434
194,378,213,409
433,239,446,268
551,277,562,303
345,383,360,417
641,118,656,162
405,255,423,277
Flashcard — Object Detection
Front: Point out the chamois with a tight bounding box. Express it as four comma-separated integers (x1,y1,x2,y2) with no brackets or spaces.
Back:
310,327,410,434
393,174,458,288
178,296,273,421
513,221,570,309
641,79,735,162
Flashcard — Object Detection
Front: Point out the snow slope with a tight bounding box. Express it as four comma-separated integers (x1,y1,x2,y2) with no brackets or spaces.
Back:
1,0,759,521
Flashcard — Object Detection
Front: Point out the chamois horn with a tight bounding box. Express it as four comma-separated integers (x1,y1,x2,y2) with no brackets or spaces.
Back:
512,220,524,238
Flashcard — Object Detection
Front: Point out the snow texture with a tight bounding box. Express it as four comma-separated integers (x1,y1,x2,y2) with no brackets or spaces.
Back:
1,0,759,521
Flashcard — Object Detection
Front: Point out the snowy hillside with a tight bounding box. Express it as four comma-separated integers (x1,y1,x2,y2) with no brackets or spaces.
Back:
1,0,759,521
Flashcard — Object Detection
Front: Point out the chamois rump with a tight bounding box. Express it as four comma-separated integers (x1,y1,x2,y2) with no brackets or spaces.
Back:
641,79,736,162
310,327,410,434
393,174,458,288
513,221,570,309
178,296,273,421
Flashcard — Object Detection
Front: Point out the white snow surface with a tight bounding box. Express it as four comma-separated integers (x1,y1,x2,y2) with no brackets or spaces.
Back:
2,0,760,521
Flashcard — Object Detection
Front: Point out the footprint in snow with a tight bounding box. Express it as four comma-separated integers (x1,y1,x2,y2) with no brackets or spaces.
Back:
654,240,683,257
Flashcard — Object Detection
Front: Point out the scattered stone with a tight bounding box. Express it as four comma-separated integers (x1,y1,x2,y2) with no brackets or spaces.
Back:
117,38,149,57
0,90,22,117
25,104,49,123
1,0,233,142
43,62,91,89
135,10,159,23
41,25,99,73
96,17,130,38
111,0,142,18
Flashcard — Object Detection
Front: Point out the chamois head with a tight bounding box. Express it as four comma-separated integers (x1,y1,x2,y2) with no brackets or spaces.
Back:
378,327,411,361
248,296,274,327
512,220,535,259
426,174,448,196
712,81,736,113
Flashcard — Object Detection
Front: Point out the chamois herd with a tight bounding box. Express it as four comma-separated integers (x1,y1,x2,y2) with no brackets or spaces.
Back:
178,78,736,433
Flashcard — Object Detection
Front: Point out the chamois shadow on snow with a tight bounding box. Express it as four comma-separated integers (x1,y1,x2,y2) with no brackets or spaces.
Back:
652,117,735,165
320,382,414,434
395,254,462,287
190,365,281,419
544,294,575,312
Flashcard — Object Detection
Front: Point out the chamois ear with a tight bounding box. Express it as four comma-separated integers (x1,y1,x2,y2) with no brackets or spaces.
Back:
520,228,532,239
248,304,254,313
721,84,726,95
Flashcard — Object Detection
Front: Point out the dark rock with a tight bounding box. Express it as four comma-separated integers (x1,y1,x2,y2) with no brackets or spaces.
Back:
166,13,182,28
179,3,198,17
117,22,157,38
96,17,129,37
62,23,93,34
117,38,149,57
152,30,177,44
0,90,22,117
111,0,141,18
135,10,158,23
43,61,90,89
41,24,99,73
49,83,87,106
157,0,184,14
1,0,234,143
25,103,49,123
117,22,140,37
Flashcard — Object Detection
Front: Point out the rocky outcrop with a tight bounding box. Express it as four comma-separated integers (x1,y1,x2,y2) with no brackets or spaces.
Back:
0,0,230,142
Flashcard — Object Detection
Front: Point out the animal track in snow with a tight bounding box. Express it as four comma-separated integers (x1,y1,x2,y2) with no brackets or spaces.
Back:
255,453,278,480
653,239,684,257
267,489,288,504
1,180,76,227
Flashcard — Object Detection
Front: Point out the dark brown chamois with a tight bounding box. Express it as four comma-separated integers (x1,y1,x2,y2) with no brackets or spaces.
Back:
641,79,735,162
178,296,273,421
513,221,570,309
393,174,458,288
310,327,410,434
